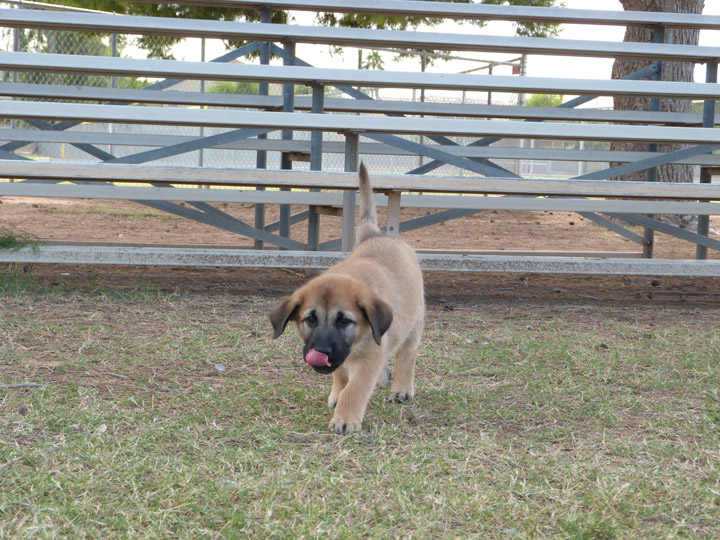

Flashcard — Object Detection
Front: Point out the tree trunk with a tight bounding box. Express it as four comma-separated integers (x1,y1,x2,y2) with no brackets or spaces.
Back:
610,0,704,229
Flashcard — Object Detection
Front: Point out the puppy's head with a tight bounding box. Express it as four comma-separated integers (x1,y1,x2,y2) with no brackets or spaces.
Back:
269,275,393,374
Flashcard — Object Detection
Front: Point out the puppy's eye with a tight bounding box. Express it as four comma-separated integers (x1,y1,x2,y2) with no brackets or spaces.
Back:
303,314,316,326
337,316,354,327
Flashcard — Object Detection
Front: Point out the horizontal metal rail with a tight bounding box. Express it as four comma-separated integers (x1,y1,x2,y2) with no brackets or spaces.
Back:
3,52,719,99
1,9,718,61
3,161,720,199
3,128,720,166
3,182,720,215
2,245,718,276
125,0,720,30
2,82,714,125
3,102,720,144
13,242,644,259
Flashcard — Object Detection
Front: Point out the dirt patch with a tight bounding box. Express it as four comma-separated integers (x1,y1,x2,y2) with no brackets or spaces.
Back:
3,195,719,257
10,263,720,325
2,196,720,320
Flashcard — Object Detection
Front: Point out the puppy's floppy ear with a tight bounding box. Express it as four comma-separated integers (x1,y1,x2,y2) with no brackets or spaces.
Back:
269,296,301,339
359,296,393,345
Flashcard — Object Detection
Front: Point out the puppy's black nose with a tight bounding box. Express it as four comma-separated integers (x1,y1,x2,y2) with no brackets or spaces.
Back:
312,345,332,356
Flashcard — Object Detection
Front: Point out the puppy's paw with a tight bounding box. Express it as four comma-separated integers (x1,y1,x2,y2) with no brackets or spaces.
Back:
389,391,413,404
328,415,362,435
327,395,338,409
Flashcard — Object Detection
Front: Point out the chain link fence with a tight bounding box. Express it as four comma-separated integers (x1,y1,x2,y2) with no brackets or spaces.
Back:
1,4,607,177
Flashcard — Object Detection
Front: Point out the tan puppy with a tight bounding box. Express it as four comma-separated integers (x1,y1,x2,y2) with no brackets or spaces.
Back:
269,163,425,434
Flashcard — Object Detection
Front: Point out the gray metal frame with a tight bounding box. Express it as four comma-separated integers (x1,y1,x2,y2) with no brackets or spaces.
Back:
3,82,717,125
6,101,720,144
2,8,718,61
3,245,720,277
3,129,720,166
1,1,719,274
3,52,720,98
120,0,720,30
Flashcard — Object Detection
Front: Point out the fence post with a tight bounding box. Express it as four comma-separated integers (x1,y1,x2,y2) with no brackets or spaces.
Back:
198,37,205,171
386,191,402,237
10,25,18,182
342,133,359,252
279,39,296,246
696,58,718,260
254,6,272,249
642,25,665,259
518,53,527,106
109,33,118,158
419,53,426,169
308,83,324,252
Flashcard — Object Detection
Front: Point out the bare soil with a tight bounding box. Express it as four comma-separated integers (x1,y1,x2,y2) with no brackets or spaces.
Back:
4,195,720,257
2,196,720,320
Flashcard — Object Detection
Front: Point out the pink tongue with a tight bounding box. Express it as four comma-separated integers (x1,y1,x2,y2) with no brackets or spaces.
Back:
305,349,330,367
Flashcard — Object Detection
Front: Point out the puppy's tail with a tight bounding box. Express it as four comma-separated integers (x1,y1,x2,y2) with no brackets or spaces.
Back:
356,161,382,245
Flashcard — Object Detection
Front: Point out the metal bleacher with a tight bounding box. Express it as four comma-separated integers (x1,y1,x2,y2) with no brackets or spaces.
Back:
1,0,719,275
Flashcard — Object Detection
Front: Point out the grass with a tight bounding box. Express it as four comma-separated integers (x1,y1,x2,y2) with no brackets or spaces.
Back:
2,276,720,539
0,228,41,294
0,265,35,295
0,227,40,254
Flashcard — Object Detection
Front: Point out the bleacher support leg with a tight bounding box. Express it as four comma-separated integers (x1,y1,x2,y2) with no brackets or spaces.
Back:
342,132,359,251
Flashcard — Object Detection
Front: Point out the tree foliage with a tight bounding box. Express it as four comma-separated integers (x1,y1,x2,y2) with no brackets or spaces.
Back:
318,0,563,38
208,80,260,95
525,94,564,107
40,0,289,59
39,0,563,59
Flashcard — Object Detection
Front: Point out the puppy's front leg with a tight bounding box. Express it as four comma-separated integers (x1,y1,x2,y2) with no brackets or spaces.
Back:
328,352,384,434
327,364,348,409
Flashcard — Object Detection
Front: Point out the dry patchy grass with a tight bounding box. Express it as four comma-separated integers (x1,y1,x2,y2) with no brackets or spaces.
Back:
2,268,720,539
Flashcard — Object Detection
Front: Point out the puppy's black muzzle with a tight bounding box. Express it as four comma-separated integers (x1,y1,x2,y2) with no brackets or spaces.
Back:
302,338,351,375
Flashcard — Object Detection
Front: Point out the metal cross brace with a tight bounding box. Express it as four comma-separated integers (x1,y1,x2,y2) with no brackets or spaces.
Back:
405,63,661,176
273,44,546,251
575,144,720,181
605,213,720,251
397,61,719,252
0,42,262,155
270,43,515,179
299,56,658,249
264,52,711,253
2,42,308,249
8,147,308,249
345,61,714,252
377,65,660,244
